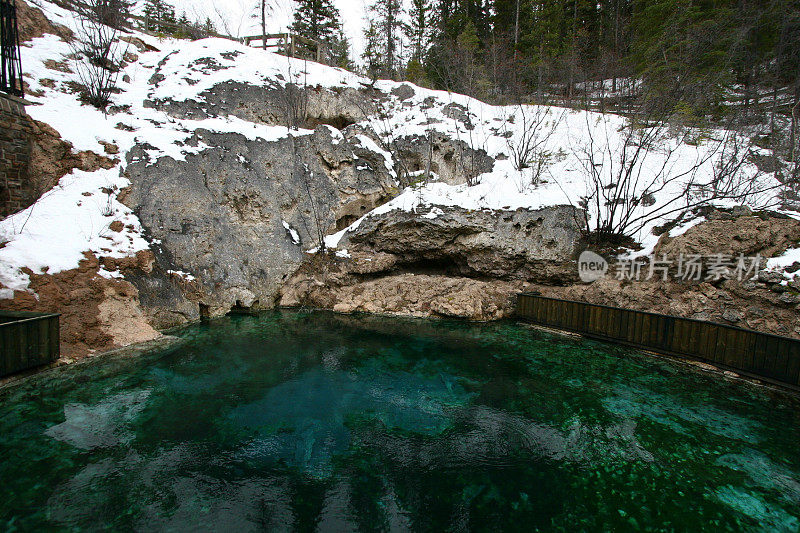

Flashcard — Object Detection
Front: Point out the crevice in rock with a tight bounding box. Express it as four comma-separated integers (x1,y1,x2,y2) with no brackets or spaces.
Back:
228,299,257,315
307,115,356,130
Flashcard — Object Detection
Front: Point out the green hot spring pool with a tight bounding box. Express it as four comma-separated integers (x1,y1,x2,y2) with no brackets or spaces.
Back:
1,310,799,531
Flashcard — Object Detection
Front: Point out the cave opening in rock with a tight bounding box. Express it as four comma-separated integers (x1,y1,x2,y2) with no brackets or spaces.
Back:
336,214,359,231
307,115,356,130
199,303,210,321
228,300,258,315
398,256,463,277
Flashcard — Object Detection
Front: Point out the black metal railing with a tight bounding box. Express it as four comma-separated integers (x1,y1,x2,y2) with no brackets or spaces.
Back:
516,293,800,390
0,0,23,97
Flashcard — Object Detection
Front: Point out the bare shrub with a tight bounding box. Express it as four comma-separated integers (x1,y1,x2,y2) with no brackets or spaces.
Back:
69,0,129,109
502,104,563,188
565,111,780,246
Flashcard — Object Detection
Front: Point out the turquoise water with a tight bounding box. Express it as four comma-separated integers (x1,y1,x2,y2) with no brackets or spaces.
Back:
0,310,799,531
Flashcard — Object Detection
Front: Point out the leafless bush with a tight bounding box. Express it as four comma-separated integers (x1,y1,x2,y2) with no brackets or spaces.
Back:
279,58,309,130
502,104,563,187
567,112,780,246
69,0,129,109
448,101,490,187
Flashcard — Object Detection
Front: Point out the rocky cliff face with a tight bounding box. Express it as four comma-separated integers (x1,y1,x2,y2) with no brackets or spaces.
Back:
337,205,583,281
121,68,510,326
124,124,398,326
279,204,585,320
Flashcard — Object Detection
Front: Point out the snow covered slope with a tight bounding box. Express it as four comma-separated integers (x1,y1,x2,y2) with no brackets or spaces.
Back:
0,0,793,301
151,0,371,62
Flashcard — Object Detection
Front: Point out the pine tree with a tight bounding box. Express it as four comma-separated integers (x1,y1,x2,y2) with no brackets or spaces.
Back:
366,0,404,79
291,0,342,43
362,17,384,80
328,27,353,69
143,0,176,33
407,0,432,61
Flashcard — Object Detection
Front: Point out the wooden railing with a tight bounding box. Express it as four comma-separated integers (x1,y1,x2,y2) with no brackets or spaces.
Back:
241,32,327,63
516,293,800,390
129,13,236,42
128,13,328,65
0,310,60,377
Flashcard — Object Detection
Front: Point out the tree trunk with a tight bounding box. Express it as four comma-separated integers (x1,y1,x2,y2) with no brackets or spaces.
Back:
261,0,266,50
791,87,799,181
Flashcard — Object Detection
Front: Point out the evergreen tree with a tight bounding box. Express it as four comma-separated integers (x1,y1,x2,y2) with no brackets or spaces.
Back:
143,0,176,33
367,0,404,79
362,16,384,80
407,0,432,61
291,0,342,43
328,27,353,69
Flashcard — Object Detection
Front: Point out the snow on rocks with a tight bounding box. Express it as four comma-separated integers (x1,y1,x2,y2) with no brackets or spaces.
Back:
4,0,795,300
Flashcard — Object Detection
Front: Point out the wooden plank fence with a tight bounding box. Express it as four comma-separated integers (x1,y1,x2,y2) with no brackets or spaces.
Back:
515,293,800,389
0,311,60,377
128,12,329,65
241,33,327,63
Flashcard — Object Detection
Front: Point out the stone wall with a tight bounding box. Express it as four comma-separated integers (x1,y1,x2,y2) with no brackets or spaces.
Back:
0,92,33,218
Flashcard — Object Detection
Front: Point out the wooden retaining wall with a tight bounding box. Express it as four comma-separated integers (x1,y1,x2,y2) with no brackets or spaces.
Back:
516,293,800,389
0,311,59,377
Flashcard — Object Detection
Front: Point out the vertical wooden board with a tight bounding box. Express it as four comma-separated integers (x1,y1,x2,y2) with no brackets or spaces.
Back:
703,322,718,360
651,315,665,348
565,301,574,330
684,321,698,358
23,322,33,369
38,319,49,366
684,320,698,356
596,307,607,337
691,320,708,359
597,307,611,337
565,301,575,330
722,328,741,369
0,328,7,375
558,301,568,328
784,339,800,386
662,316,674,353
594,307,604,336
613,309,624,340
634,311,644,343
51,317,61,362
738,329,757,373
639,314,652,348
761,336,781,379
772,339,791,383
751,334,769,374
619,309,630,342
669,319,683,353
726,328,744,371
15,322,26,373
608,308,619,339
710,325,727,365
702,324,719,363
597,307,607,337
572,302,582,331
